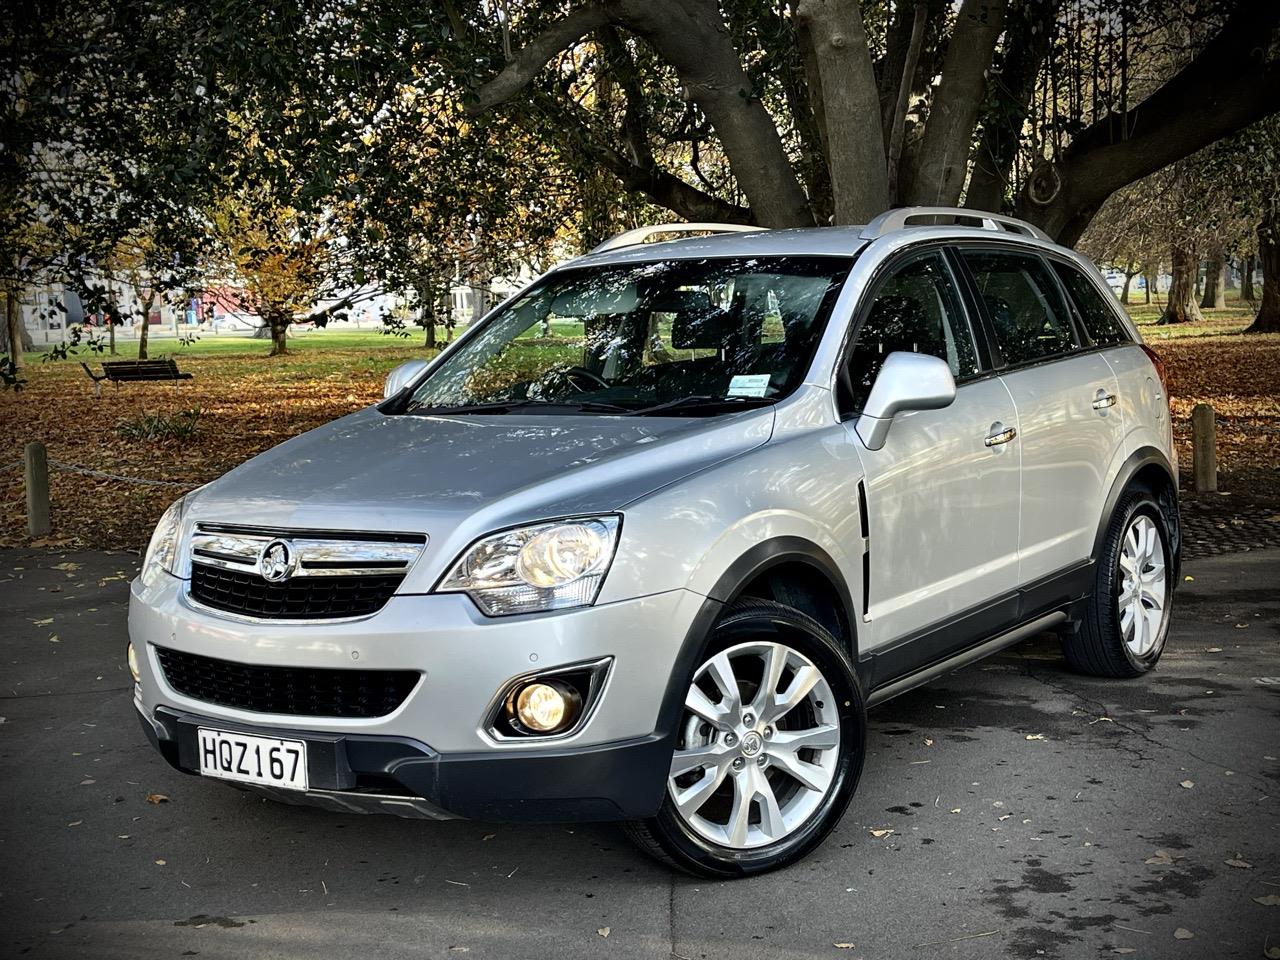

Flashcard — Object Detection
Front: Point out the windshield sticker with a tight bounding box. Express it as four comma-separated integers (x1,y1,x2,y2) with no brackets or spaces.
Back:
727,374,771,398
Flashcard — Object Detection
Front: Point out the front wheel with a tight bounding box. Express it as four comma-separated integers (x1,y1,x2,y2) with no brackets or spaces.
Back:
625,599,865,877
1063,486,1174,677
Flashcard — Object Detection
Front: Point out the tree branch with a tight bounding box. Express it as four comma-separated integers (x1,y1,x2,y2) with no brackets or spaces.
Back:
466,4,612,114
903,0,1008,206
1019,0,1280,244
886,2,927,205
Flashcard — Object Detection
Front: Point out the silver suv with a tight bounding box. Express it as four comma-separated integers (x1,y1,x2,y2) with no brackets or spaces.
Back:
129,207,1179,877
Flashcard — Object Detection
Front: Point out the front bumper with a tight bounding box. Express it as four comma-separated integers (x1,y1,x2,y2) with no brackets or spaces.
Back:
137,700,674,820
130,574,710,821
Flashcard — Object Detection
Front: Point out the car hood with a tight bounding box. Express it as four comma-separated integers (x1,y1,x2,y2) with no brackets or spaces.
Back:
184,405,773,564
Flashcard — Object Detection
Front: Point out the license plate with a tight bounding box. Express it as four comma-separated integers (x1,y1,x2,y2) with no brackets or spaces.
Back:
197,728,308,791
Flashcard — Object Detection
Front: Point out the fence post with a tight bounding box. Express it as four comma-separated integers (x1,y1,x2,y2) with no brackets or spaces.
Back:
1191,403,1217,494
24,441,51,537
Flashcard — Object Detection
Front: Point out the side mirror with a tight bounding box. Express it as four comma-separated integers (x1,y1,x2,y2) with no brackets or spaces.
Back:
855,352,956,451
383,359,429,399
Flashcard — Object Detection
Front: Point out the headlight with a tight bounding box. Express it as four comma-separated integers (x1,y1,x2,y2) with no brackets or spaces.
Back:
438,516,620,616
140,497,186,587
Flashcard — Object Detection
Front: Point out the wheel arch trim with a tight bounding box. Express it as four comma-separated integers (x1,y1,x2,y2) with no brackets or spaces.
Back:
1092,445,1181,578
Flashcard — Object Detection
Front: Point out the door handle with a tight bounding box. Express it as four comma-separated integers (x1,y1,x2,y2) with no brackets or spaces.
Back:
1092,391,1117,410
984,425,1017,446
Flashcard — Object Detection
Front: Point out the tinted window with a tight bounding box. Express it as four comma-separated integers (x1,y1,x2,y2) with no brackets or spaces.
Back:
846,253,979,410
961,250,1077,365
1052,261,1132,346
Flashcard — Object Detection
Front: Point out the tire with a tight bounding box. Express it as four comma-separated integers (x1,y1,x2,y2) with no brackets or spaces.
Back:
1063,485,1174,678
624,599,865,878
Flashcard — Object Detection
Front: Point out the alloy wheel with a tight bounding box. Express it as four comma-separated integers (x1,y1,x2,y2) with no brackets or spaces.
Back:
667,641,841,850
1117,514,1168,657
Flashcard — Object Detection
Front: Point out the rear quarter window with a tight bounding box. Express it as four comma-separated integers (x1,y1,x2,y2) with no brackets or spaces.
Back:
1051,261,1133,347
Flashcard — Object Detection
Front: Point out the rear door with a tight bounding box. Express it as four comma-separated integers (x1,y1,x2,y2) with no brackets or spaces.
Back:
957,247,1126,588
840,248,1020,680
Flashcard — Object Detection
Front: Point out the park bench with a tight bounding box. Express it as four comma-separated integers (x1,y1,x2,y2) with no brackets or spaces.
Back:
81,358,193,397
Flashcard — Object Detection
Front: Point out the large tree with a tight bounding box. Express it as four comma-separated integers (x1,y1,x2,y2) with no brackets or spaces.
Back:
459,0,1280,243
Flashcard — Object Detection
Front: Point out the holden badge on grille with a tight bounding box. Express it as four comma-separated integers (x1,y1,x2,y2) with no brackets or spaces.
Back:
259,539,297,583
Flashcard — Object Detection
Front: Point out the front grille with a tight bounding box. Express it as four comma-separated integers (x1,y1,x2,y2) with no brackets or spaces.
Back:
190,565,404,619
155,647,419,718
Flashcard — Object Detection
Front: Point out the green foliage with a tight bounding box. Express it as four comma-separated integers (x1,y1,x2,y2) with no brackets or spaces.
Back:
114,408,202,443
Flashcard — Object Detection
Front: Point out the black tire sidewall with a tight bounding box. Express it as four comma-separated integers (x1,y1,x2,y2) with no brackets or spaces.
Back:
647,602,866,878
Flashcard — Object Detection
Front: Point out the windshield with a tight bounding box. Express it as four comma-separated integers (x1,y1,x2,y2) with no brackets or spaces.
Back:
396,256,853,416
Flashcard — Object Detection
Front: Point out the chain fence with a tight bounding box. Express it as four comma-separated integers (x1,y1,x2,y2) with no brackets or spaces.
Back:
1,454,196,488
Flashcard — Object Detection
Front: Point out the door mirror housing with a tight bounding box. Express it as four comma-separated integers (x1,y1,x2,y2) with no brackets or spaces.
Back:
383,359,430,399
855,352,956,451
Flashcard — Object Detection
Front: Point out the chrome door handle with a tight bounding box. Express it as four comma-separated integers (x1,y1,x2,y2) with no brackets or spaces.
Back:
1092,392,1117,410
984,426,1017,446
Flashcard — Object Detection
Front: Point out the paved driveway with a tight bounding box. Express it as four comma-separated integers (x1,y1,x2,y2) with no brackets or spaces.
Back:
1,548,1277,959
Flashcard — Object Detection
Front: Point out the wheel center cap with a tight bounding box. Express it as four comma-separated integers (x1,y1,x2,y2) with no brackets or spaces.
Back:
740,731,764,757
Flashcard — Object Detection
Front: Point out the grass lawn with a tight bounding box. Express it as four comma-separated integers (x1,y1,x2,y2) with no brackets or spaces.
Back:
2,299,1276,550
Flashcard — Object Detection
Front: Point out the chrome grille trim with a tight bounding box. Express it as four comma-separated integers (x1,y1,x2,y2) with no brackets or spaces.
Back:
190,525,425,579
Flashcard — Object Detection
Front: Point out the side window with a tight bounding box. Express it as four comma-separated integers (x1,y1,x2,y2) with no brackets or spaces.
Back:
1051,261,1133,346
846,253,979,411
961,250,1078,365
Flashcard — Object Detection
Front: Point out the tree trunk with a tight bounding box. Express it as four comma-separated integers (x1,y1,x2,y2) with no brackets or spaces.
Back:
1143,263,1156,304
1199,252,1225,309
1242,254,1257,302
965,0,1061,213
1246,208,1280,333
795,0,889,222
1224,257,1238,291
1158,242,1203,325
3,284,30,367
137,291,155,360
611,0,814,227
902,0,1008,207
1120,272,1134,305
263,310,290,355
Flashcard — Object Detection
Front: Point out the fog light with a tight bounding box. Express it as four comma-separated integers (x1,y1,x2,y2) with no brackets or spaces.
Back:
513,681,577,733
127,642,141,683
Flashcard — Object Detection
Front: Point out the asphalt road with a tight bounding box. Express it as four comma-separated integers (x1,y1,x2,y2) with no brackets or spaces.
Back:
1,547,1277,960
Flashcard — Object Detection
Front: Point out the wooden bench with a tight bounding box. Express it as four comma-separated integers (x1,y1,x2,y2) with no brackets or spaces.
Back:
81,358,193,397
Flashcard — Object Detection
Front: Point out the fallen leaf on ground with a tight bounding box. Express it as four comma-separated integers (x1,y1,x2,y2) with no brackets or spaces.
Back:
66,821,82,827
1145,850,1175,866
597,927,610,938
870,828,894,838
950,808,962,814
1205,646,1222,652
1025,733,1046,740
1264,943,1280,960
1173,927,1194,939
33,617,53,625
51,562,80,571
146,793,170,804
1253,895,1280,906
1223,857,1252,869
1113,949,1136,955
833,944,856,950
924,738,933,746
154,859,166,866
1180,780,1195,789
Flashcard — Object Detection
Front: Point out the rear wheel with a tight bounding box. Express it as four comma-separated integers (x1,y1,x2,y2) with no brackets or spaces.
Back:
1063,487,1173,677
625,599,864,877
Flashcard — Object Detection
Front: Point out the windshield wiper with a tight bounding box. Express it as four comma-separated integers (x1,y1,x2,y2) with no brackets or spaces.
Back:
408,398,631,415
623,395,778,417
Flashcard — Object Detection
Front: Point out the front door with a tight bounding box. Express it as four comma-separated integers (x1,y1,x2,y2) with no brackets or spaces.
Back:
840,250,1021,683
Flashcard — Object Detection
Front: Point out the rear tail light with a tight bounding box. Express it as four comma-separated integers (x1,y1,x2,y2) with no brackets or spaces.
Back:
1139,344,1169,397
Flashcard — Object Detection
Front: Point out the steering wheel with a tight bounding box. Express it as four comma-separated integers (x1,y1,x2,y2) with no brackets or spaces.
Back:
542,365,610,394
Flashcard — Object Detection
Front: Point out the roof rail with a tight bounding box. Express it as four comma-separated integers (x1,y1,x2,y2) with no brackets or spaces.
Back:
590,222,763,254
860,206,1052,243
